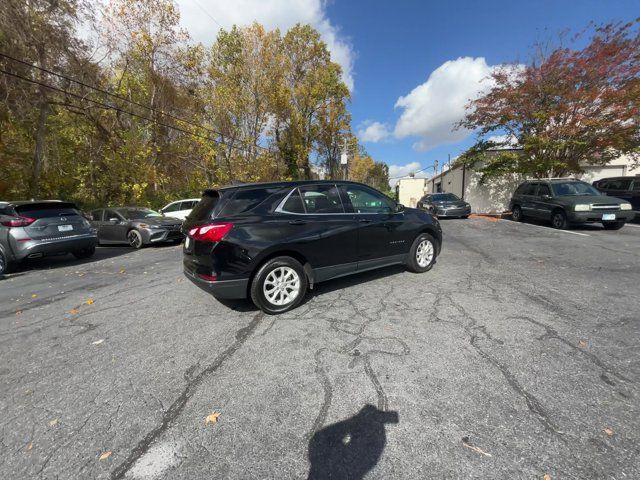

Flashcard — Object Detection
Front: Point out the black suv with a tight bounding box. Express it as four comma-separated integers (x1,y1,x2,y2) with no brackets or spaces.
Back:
509,179,634,230
592,176,640,212
182,181,442,314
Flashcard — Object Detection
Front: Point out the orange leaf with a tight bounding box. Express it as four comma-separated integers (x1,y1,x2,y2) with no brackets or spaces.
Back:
205,411,221,425
543,475,551,480
99,451,112,461
68,308,80,315
577,340,587,348
84,299,94,305
604,428,614,436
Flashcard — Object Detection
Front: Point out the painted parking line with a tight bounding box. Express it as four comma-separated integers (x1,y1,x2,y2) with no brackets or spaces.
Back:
512,221,591,237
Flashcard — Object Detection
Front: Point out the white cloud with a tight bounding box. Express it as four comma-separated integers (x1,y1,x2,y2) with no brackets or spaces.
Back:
393,57,496,151
357,121,390,143
387,161,428,187
176,0,354,90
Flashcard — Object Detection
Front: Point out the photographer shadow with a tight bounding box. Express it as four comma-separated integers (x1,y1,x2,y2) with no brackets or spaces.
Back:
307,405,399,480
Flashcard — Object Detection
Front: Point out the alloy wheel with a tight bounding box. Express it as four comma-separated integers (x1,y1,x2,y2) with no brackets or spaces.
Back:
128,230,142,248
263,266,301,306
416,239,434,268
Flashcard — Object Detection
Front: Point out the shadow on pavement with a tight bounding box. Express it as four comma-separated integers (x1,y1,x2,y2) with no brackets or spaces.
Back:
307,405,399,480
13,245,135,274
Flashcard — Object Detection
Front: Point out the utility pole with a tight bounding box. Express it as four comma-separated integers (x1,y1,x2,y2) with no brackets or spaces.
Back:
341,137,348,180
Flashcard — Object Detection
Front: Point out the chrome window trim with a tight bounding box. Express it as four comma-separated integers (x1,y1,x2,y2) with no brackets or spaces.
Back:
275,184,396,216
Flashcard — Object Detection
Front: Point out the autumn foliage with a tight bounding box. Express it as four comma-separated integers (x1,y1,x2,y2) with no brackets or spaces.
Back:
459,21,640,179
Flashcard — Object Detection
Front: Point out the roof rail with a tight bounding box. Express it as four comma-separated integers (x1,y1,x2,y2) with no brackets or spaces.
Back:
524,177,579,181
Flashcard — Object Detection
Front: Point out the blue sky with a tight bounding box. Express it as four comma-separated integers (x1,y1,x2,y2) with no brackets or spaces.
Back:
177,0,638,182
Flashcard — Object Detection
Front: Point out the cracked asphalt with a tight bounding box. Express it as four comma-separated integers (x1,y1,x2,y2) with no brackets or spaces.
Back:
1,218,639,479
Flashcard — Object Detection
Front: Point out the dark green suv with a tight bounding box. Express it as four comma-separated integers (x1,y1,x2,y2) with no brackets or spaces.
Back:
509,179,635,230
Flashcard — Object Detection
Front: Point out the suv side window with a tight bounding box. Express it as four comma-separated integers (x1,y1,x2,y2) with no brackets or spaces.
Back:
514,183,528,195
537,184,551,197
90,210,103,221
524,183,538,195
632,181,640,191
184,201,197,209
280,188,306,214
299,184,344,214
341,185,394,214
609,179,632,190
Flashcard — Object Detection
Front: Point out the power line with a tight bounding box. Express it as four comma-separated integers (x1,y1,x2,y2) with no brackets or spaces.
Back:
189,0,224,30
0,67,269,155
0,51,270,152
389,165,432,180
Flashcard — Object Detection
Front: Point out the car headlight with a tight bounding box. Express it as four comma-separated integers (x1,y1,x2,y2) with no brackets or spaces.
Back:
574,204,591,212
620,203,632,211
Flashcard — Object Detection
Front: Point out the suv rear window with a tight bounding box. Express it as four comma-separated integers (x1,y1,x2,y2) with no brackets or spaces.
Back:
188,192,219,221
15,203,79,219
220,187,281,217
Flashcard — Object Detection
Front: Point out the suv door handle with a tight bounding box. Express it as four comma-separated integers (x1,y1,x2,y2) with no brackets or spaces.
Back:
288,219,307,225
359,218,372,223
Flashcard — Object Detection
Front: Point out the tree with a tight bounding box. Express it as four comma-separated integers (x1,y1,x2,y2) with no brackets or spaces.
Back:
458,21,640,180
348,144,390,192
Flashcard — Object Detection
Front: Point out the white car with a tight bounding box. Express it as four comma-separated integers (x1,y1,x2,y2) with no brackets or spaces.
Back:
160,198,200,220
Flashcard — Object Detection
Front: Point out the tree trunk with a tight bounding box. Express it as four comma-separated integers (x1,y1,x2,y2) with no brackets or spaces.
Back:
31,93,48,198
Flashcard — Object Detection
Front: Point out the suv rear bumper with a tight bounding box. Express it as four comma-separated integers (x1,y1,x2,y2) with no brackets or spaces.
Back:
12,234,98,261
183,268,249,299
567,210,635,223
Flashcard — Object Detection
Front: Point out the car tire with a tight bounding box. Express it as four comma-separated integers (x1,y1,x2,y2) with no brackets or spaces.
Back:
406,233,438,273
512,205,523,222
461,215,470,219
72,246,96,259
603,221,624,230
551,210,568,229
127,229,144,249
0,250,14,275
250,256,308,314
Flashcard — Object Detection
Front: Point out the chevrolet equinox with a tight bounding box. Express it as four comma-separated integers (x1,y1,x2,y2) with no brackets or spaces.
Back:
182,181,442,314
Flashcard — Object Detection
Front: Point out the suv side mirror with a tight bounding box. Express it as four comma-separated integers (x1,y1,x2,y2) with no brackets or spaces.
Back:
541,194,552,200
394,203,405,213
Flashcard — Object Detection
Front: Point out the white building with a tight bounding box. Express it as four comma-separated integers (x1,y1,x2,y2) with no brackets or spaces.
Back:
395,177,429,208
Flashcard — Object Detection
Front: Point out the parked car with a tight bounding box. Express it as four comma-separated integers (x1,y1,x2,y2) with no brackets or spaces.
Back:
159,199,200,221
417,193,471,218
89,207,184,248
509,178,634,230
182,180,442,314
592,176,640,212
0,200,98,274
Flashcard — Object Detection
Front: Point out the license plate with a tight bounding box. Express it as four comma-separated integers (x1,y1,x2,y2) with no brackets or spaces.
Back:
58,225,73,232
602,213,616,221
185,237,191,248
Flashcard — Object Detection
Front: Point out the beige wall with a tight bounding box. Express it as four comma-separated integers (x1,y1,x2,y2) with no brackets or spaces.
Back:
397,178,427,208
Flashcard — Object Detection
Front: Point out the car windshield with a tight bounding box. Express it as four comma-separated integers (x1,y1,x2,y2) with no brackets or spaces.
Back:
432,193,460,202
551,182,601,196
120,208,162,219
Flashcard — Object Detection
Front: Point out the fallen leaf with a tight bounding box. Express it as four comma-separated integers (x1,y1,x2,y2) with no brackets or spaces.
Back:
119,269,126,274
48,418,58,427
604,428,614,436
461,436,492,457
68,308,80,315
31,294,37,298
205,411,221,425
84,299,94,305
92,339,105,345
99,451,112,461
543,474,551,480
578,340,587,348
27,442,33,451
15,310,22,315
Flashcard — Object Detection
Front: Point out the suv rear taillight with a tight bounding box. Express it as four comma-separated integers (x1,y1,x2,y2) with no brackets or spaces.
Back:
188,223,234,243
1,216,35,227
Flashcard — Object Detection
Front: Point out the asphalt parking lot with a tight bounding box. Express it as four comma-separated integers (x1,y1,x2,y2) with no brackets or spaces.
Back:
1,218,639,479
